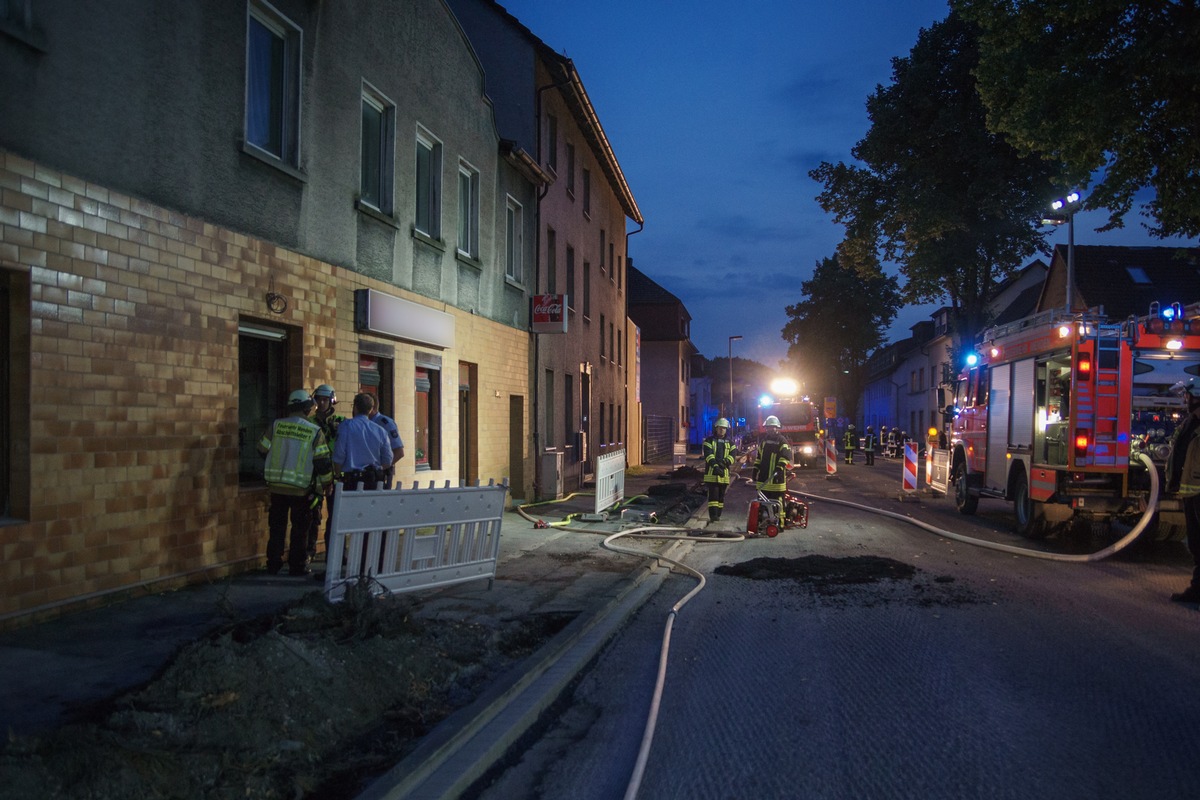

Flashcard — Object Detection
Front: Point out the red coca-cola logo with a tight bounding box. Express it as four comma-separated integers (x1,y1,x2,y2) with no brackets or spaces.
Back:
534,300,563,316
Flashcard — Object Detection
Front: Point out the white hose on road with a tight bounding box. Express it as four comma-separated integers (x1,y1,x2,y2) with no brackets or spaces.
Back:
795,453,1161,562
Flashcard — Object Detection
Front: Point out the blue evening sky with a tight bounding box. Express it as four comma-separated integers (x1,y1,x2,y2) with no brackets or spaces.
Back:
492,0,1195,370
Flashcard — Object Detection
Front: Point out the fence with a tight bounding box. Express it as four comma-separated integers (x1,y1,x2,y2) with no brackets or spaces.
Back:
323,478,508,603
644,414,676,464
594,448,626,514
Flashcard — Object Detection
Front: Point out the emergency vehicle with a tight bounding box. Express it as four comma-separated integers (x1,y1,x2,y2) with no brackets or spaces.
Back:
757,380,823,467
1124,301,1200,540
947,308,1133,537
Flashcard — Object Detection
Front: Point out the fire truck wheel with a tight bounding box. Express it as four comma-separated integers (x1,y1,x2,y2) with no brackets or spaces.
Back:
952,459,978,515
1012,469,1048,539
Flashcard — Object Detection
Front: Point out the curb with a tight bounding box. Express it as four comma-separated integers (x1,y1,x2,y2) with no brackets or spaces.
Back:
358,539,688,800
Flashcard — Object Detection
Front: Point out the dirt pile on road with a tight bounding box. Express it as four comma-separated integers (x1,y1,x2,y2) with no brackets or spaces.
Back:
0,581,569,800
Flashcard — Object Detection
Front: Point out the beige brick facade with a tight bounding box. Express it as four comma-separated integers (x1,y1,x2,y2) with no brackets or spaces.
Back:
0,150,530,627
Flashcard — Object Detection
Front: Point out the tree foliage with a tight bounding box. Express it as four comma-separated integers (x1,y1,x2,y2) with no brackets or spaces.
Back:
782,255,901,419
955,0,1200,238
809,12,1070,348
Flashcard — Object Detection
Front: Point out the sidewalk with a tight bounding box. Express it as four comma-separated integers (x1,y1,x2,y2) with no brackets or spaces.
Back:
0,458,712,749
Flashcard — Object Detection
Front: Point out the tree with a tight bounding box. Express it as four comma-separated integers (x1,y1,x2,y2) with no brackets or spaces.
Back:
782,254,901,422
809,11,1070,351
955,0,1200,238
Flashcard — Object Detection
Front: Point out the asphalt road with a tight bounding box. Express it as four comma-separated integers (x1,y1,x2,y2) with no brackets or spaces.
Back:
469,456,1200,800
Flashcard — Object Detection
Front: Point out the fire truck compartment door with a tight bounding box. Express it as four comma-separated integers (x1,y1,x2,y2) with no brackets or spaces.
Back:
986,362,1011,489
1010,357,1035,448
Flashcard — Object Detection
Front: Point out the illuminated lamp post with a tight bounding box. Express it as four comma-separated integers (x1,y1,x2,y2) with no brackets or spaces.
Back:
1043,192,1081,315
728,335,742,419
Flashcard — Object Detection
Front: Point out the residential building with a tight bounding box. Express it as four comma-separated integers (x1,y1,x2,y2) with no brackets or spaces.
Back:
447,0,643,498
627,264,694,463
1036,245,1200,319
0,0,544,624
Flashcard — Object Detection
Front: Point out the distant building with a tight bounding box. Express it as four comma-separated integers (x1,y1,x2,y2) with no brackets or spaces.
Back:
627,264,694,463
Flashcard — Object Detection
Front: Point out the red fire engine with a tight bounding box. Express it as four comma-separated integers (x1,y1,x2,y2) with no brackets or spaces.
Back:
948,309,1133,537
1124,301,1200,540
758,381,823,467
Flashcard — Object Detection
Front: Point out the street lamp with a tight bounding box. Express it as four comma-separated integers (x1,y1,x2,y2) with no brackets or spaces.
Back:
1043,192,1081,315
728,335,742,418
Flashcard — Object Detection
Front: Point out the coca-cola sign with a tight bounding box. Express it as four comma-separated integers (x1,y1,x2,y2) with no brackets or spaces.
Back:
531,293,568,334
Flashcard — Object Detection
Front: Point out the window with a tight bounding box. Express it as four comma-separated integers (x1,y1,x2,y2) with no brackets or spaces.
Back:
617,329,622,366
505,196,523,282
238,320,294,484
583,262,591,318
609,321,615,363
415,128,442,238
566,142,576,196
547,114,558,173
360,84,395,214
545,370,555,447
1,270,30,519
566,247,576,311
600,313,606,359
618,255,623,290
546,228,557,294
582,168,591,217
564,374,574,451
458,160,480,259
415,358,442,470
245,1,301,166
357,352,395,419
609,242,615,283
599,230,606,273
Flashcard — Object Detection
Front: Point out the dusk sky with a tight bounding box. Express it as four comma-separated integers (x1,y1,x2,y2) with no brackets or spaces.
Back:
494,0,1196,370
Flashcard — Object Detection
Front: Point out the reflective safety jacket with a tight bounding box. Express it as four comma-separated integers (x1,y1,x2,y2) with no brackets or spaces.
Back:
703,436,737,485
753,432,792,493
257,414,333,496
1168,411,1200,497
844,430,857,450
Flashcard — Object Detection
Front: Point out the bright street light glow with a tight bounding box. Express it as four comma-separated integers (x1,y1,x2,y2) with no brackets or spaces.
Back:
770,377,799,396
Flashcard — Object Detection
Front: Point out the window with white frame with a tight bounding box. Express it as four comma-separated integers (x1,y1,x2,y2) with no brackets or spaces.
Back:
458,160,480,259
415,128,442,238
360,84,395,214
245,1,301,166
505,196,523,282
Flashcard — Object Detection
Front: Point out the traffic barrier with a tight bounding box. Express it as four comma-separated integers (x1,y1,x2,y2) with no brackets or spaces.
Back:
825,437,838,476
901,441,918,496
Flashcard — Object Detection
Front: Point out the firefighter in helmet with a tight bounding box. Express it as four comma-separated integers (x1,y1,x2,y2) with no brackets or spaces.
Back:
1167,380,1200,603
843,424,856,464
703,418,737,523
864,425,876,466
886,425,898,458
753,415,792,503
307,384,345,560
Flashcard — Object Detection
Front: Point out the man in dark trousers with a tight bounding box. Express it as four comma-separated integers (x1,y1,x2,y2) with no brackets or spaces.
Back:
257,390,332,577
1167,381,1200,603
703,417,737,523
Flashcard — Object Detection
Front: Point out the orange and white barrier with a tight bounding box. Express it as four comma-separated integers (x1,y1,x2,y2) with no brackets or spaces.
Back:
902,441,918,494
825,437,838,476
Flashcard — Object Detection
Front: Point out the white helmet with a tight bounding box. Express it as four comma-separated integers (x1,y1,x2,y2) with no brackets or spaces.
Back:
763,416,781,428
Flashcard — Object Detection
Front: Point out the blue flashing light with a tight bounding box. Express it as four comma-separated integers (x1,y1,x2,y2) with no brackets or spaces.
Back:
965,353,979,367
759,394,774,407
1163,305,1177,321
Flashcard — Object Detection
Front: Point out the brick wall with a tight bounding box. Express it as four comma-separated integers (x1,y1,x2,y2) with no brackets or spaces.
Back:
0,150,529,627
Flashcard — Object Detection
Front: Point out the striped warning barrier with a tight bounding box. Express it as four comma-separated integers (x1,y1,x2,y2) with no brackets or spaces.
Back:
825,437,838,476
902,441,918,493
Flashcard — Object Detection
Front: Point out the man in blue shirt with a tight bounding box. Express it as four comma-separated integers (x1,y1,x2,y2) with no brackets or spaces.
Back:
333,393,394,492
368,394,405,488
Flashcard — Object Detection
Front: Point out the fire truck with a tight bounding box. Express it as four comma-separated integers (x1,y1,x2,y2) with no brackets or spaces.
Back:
946,301,1200,539
1124,301,1200,540
946,308,1134,537
758,380,823,468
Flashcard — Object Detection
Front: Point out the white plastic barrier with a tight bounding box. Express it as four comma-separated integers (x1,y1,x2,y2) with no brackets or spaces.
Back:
594,448,626,514
324,478,508,602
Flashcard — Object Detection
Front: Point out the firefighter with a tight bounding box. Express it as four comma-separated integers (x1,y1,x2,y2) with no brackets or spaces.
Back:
703,418,737,523
1167,381,1200,603
308,384,345,560
257,390,333,576
843,424,856,464
753,415,792,504
864,425,876,466
886,426,898,458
